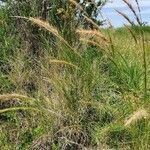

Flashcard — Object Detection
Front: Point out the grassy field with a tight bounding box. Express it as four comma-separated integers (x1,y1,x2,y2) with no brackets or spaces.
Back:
0,2,150,150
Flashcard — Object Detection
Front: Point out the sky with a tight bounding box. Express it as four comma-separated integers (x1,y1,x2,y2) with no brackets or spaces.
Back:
101,0,150,27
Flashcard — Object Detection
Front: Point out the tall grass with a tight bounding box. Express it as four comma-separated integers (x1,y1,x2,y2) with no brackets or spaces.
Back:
0,0,150,149
116,0,148,98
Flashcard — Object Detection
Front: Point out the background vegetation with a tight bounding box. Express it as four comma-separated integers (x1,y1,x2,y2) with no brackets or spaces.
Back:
0,0,150,149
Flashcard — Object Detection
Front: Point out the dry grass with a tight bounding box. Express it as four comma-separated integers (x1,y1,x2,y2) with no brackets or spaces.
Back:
76,29,109,43
0,107,38,113
28,17,80,57
29,17,65,44
0,94,31,102
124,25,138,44
82,14,101,30
49,59,78,69
1,0,150,149
124,109,149,127
77,29,110,51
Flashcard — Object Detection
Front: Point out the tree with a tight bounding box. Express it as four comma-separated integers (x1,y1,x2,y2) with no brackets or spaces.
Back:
2,0,107,53
76,0,107,28
2,0,107,29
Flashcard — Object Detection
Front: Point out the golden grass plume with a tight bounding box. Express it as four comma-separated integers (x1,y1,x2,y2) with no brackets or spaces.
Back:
124,109,149,127
77,29,109,42
0,107,38,114
49,59,78,68
28,17,80,56
0,94,32,102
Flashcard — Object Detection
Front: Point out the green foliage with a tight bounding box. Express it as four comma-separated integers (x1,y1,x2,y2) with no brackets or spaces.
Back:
0,0,150,149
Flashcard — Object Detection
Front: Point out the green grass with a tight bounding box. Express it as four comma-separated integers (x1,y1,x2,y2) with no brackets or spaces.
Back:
0,6,150,150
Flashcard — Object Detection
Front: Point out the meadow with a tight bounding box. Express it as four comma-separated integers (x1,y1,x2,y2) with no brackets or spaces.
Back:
0,0,150,149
